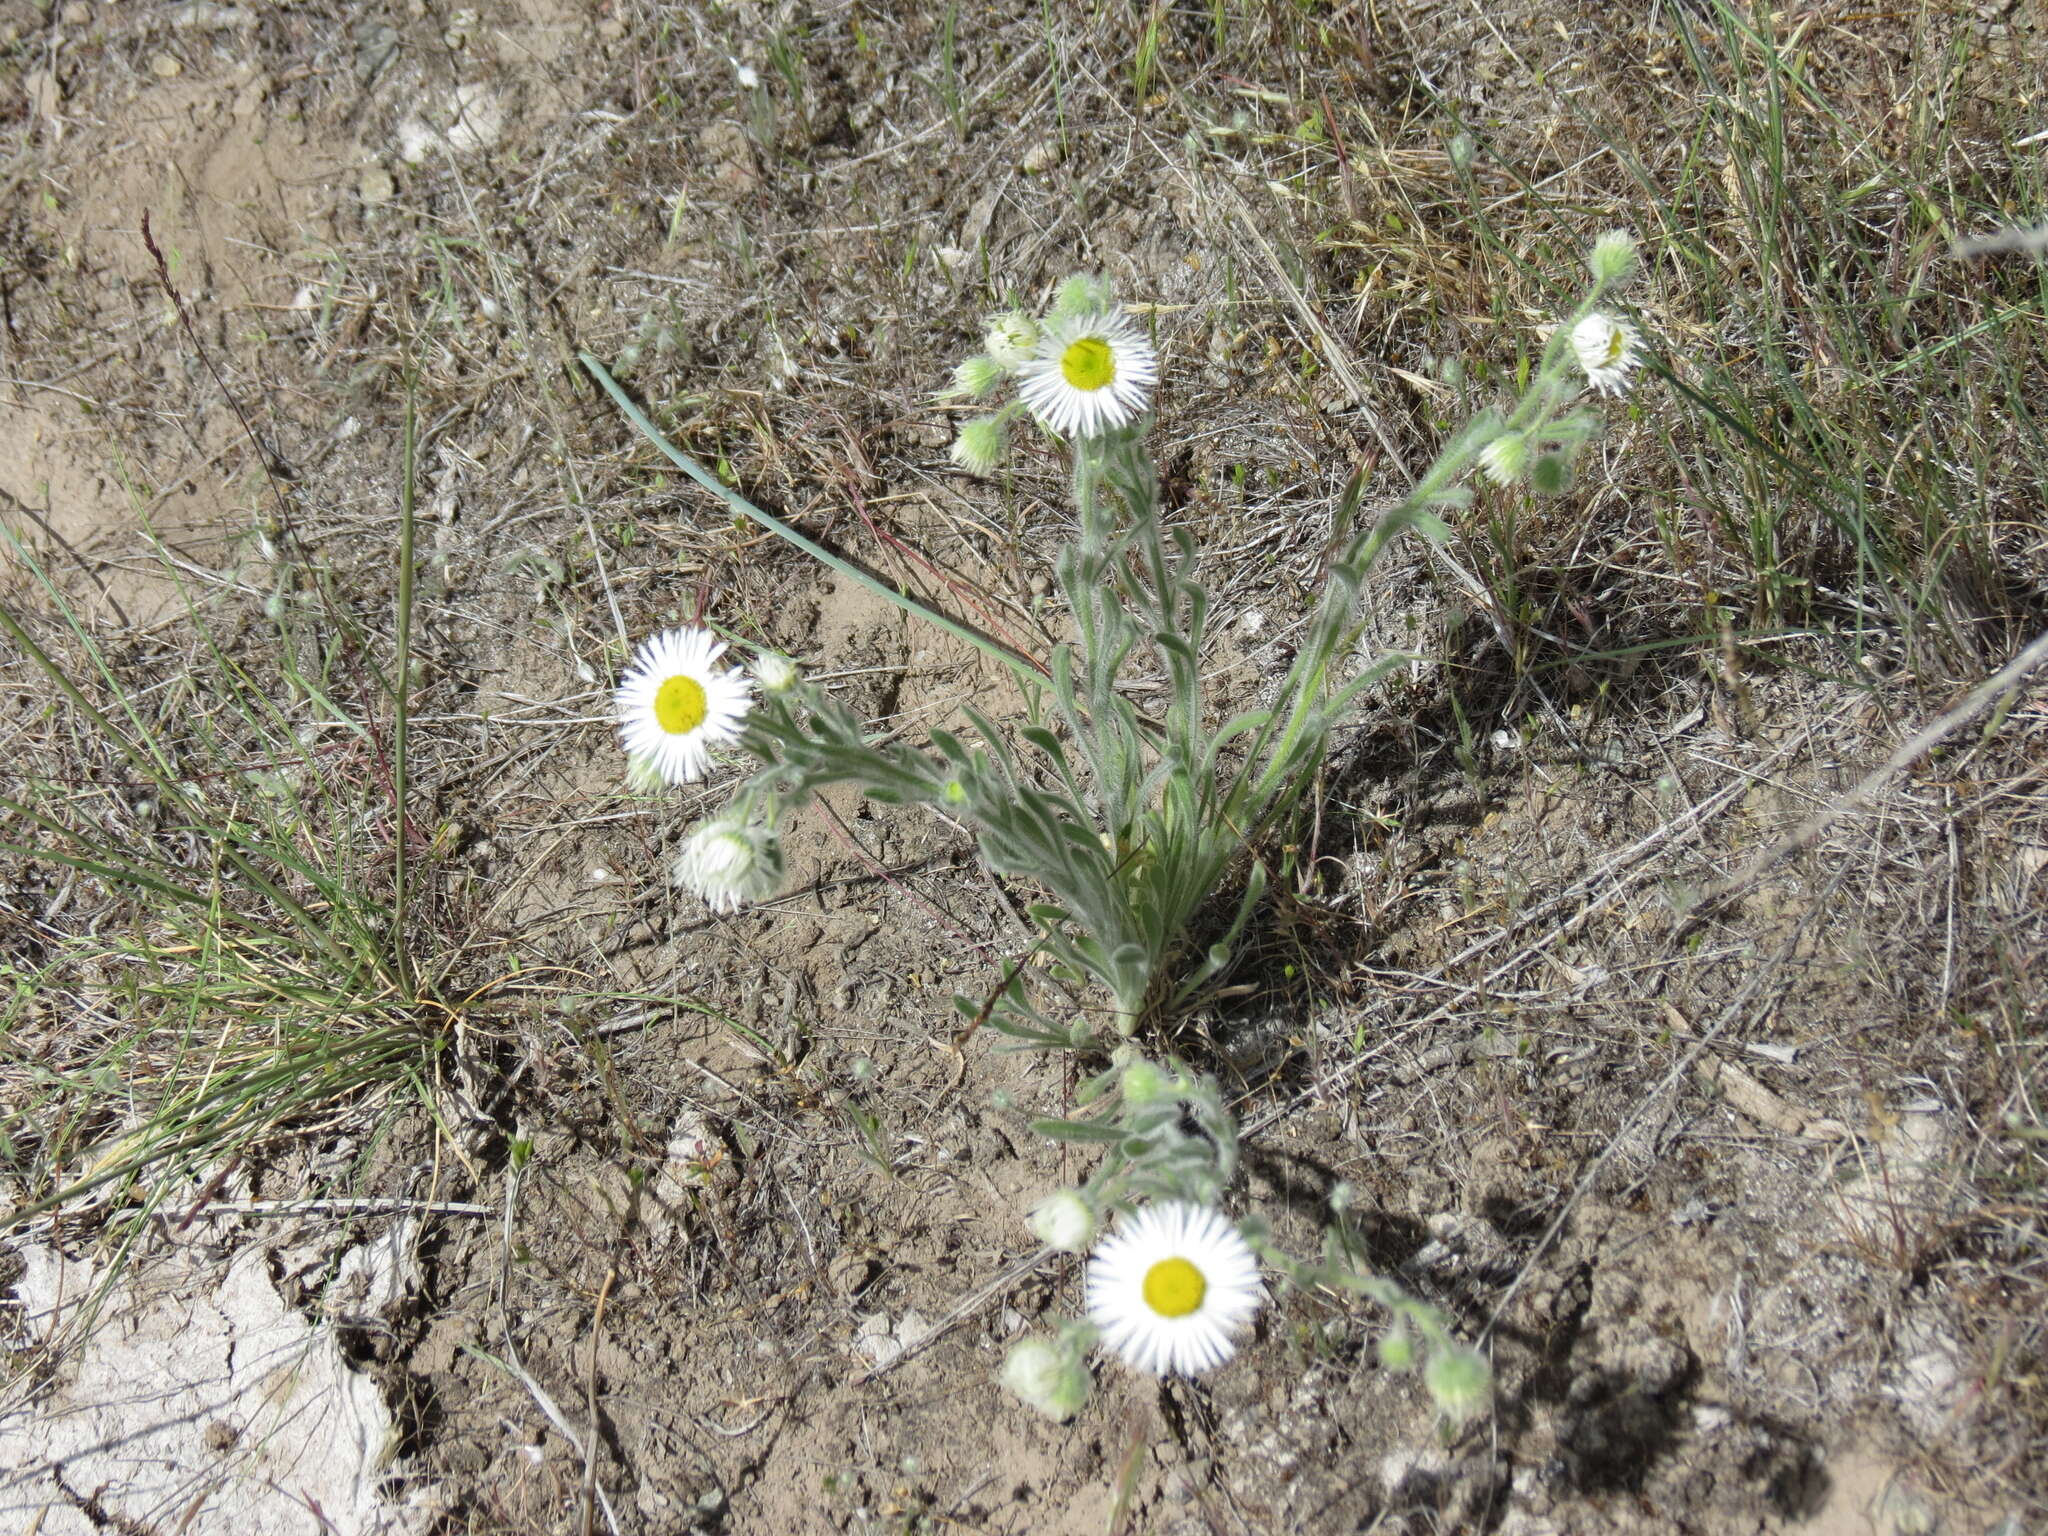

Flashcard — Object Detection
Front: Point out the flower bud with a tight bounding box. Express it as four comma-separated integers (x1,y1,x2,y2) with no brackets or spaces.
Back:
1588,229,1638,286
1529,452,1572,496
1379,1326,1416,1371
1027,1190,1097,1253
949,415,1006,476
1121,1058,1171,1105
1051,274,1114,318
752,652,799,693
949,354,1003,398
1423,1344,1491,1426
983,311,1039,368
1475,431,1528,487
624,752,666,794
1001,1335,1090,1422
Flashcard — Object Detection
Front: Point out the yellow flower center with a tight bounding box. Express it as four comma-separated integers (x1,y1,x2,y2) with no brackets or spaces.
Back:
1060,336,1115,393
1142,1257,1207,1319
653,674,709,735
1598,328,1627,366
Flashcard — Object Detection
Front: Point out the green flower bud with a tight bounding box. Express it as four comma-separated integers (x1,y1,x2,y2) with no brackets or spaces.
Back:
1027,1189,1097,1252
948,354,1003,399
1051,274,1114,317
1001,1335,1091,1422
949,415,1006,477
1121,1058,1170,1105
1588,229,1638,287
624,752,666,794
1476,431,1528,487
1423,1344,1491,1426
1528,452,1572,496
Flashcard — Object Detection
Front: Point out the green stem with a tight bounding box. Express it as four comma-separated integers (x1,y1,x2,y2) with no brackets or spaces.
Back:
392,383,417,1000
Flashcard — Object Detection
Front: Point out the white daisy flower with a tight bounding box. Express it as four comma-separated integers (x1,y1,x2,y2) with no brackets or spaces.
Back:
673,811,782,912
1017,308,1158,438
1085,1201,1263,1376
1570,313,1643,396
614,627,753,785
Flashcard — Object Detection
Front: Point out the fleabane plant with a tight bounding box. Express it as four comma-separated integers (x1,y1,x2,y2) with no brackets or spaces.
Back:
596,234,1648,1427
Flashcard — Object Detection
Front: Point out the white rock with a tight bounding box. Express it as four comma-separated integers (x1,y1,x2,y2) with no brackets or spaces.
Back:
2,1236,433,1534
331,1216,421,1323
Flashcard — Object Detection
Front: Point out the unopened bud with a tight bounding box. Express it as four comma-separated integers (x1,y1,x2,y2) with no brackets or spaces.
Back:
1423,1344,1491,1426
1121,1058,1171,1105
1001,1335,1090,1422
1588,229,1638,286
1027,1190,1097,1253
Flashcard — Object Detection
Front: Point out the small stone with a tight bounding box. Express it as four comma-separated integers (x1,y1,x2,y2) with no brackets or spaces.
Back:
170,3,258,29
358,165,396,205
442,83,504,154
230,71,269,120
60,2,89,26
24,69,60,126
150,51,184,77
1020,140,1061,173
396,117,439,164
895,1309,934,1352
353,20,400,85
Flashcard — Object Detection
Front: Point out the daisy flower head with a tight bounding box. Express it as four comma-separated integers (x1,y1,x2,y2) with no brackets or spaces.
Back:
615,627,753,785
1017,307,1158,439
674,810,783,912
1085,1201,1263,1376
1570,313,1643,396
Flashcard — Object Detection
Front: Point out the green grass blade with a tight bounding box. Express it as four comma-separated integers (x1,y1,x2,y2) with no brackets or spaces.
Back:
579,352,1044,688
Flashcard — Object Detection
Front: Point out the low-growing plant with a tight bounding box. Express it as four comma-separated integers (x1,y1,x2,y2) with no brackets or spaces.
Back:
0,402,439,1240
583,232,1646,1421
